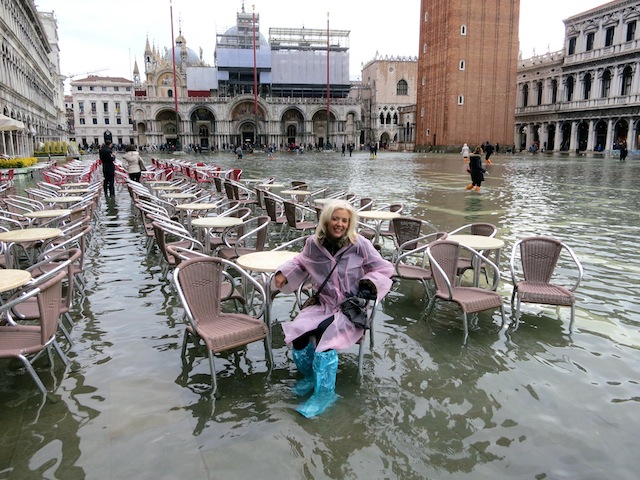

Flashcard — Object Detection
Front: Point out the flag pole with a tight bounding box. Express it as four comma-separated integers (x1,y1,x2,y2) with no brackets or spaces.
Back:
326,11,330,150
170,0,181,150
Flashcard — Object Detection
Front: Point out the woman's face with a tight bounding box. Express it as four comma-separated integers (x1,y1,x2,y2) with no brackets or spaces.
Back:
326,208,350,240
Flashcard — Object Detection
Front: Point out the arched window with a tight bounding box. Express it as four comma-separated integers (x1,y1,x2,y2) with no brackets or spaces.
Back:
583,73,592,100
551,79,558,103
601,70,611,97
566,76,574,101
379,112,384,125
386,113,392,125
168,89,173,98
621,66,633,95
393,113,398,124
461,25,467,36
396,79,408,95
537,81,543,105
522,84,529,107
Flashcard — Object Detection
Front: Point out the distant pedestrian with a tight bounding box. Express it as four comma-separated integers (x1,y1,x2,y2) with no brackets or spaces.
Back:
619,140,628,162
236,146,243,160
484,141,494,165
99,140,116,198
341,143,346,156
461,143,470,163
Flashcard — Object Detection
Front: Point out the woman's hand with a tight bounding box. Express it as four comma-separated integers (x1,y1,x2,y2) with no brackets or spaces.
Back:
274,272,287,288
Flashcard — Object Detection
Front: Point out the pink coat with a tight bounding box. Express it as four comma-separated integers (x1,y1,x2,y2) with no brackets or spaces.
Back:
276,235,394,352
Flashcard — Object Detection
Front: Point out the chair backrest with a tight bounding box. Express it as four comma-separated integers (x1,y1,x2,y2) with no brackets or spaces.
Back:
175,258,227,322
223,181,235,200
392,217,424,250
213,175,224,193
470,223,498,237
37,270,67,345
518,236,563,284
264,196,280,222
283,201,298,227
428,240,460,296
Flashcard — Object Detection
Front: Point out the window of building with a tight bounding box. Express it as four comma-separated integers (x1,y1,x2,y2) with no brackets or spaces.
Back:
459,60,465,71
168,89,173,98
92,118,98,124
457,95,464,105
91,102,96,114
605,27,615,47
89,86,94,91
420,107,424,118
126,87,131,92
79,118,85,125
627,20,637,42
461,25,467,36
93,138,99,146
551,79,558,103
421,76,425,86
522,84,529,107
117,118,122,125
566,76,574,101
583,73,592,100
114,86,119,92
103,102,109,113
102,86,107,91
386,113,392,125
78,101,84,114
601,69,611,97
105,118,110,125
423,43,427,54
393,113,398,124
568,37,577,55
537,81,543,105
115,102,121,114
424,12,428,22
586,32,595,51
77,86,83,91
397,79,408,95
380,112,384,125
621,66,633,95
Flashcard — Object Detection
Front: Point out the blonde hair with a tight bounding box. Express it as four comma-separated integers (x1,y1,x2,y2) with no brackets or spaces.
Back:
316,199,358,244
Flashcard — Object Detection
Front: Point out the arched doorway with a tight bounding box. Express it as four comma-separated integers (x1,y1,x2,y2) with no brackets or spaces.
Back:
190,108,215,150
281,108,304,147
577,121,589,151
614,119,629,147
547,123,556,151
230,101,267,147
561,123,571,150
156,110,181,148
312,110,337,149
594,120,607,151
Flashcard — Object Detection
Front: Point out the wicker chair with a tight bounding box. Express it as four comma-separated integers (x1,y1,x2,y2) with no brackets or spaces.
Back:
426,240,506,344
510,236,583,331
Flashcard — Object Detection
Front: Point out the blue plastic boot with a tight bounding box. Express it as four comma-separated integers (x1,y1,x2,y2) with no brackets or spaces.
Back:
296,349,339,418
292,343,315,396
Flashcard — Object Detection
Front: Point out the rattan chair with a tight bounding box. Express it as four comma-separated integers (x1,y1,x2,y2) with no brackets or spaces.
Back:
510,235,583,331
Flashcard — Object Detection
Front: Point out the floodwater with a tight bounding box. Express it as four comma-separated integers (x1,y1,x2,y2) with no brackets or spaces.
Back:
1,150,639,480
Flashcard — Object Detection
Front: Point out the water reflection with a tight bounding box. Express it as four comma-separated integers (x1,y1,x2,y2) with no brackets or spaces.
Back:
1,151,639,479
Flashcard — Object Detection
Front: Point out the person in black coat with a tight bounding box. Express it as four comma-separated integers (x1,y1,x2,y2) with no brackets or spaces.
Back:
99,141,116,197
465,146,487,192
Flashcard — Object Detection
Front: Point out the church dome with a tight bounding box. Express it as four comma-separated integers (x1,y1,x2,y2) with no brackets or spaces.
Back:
164,35,200,64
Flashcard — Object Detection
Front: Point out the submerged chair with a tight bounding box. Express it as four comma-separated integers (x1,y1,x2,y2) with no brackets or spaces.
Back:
173,256,273,395
426,240,506,344
510,235,583,331
448,222,498,283
0,270,69,395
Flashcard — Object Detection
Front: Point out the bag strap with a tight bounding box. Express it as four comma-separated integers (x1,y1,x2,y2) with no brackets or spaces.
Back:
314,246,350,297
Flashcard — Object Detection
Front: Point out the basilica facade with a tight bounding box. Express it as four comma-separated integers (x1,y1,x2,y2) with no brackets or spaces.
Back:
131,7,361,152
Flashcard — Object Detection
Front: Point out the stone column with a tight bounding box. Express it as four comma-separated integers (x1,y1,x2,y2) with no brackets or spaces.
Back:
569,121,578,151
605,118,614,150
587,120,595,151
554,121,562,151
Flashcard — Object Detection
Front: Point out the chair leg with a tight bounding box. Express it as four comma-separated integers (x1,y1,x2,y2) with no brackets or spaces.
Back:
569,304,575,333
207,349,218,395
58,322,74,346
462,312,469,345
18,354,47,395
52,340,70,366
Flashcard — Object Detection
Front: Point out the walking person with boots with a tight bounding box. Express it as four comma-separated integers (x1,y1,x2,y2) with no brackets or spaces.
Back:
465,146,487,192
122,144,144,182
274,200,394,418
461,143,470,163
100,140,116,198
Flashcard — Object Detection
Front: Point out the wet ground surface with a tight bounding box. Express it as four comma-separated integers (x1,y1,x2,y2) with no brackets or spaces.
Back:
1,150,638,479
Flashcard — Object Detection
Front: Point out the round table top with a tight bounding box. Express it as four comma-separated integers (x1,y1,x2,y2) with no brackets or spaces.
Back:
191,217,243,228
281,189,311,196
146,180,173,185
236,250,298,273
23,209,72,219
60,182,89,187
0,269,32,293
314,198,340,205
151,185,183,191
60,188,91,194
0,227,62,243
358,210,401,221
160,193,197,200
240,178,263,184
41,196,84,204
447,234,504,250
174,202,220,211
257,183,285,189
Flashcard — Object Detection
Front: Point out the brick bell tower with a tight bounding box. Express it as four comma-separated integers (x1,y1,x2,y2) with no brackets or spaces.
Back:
415,0,520,151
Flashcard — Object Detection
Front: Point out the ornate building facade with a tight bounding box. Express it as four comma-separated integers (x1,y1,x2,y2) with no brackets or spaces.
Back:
359,55,418,151
515,0,640,153
131,7,361,151
415,0,519,151
0,1,65,157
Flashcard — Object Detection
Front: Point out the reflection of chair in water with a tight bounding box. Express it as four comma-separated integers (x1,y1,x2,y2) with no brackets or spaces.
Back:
426,240,506,344
510,235,583,331
173,257,273,395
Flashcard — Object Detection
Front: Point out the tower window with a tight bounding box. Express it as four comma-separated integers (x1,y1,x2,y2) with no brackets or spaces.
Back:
461,25,467,36
459,60,465,71
457,95,464,105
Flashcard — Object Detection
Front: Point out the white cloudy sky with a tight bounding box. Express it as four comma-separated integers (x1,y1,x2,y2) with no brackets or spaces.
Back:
34,0,608,87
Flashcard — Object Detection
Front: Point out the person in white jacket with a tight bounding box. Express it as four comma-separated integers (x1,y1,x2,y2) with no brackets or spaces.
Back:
461,143,470,163
122,144,143,182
